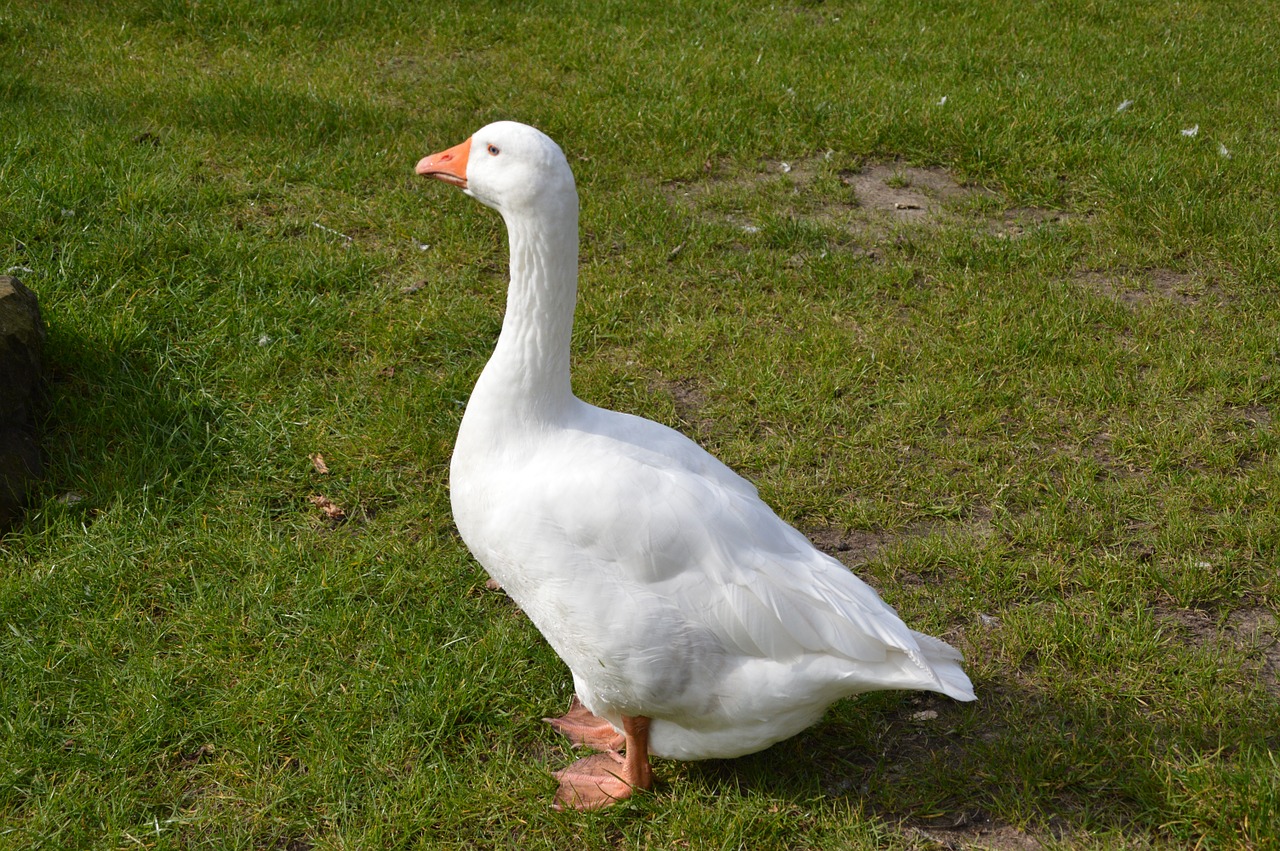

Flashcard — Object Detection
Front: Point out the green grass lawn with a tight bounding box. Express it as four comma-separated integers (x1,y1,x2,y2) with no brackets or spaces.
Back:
3,1,1278,847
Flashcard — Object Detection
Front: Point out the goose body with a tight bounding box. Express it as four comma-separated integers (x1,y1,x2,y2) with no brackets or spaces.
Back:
417,121,974,806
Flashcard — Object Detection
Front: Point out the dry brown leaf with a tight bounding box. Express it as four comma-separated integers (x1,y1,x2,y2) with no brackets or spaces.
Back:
310,453,330,475
309,494,346,520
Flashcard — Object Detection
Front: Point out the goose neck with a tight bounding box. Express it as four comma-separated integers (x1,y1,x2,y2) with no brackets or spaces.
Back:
480,206,579,420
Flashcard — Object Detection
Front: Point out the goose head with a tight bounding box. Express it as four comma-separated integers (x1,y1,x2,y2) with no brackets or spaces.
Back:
416,121,577,220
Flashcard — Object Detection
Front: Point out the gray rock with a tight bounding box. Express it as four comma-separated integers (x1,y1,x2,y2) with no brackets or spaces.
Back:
0,275,47,531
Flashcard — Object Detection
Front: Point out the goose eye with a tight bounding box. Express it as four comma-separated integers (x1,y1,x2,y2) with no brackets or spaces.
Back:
487,144,500,156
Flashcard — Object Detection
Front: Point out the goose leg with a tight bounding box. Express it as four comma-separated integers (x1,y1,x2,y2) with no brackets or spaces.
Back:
552,715,653,810
544,695,625,751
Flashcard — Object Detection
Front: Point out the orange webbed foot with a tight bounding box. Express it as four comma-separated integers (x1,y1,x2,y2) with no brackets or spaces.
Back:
550,714,654,811
551,751,635,810
543,695,625,751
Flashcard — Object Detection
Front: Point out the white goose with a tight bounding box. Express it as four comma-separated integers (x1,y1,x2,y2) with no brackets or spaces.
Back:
416,121,975,810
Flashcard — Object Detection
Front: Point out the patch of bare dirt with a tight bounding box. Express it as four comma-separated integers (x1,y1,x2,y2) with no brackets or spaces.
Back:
840,163,983,223
1228,606,1280,693
665,377,709,424
655,377,719,439
1074,267,1218,307
906,815,1047,850
1068,430,1144,481
665,156,1062,251
1158,605,1280,696
992,207,1072,240
809,510,994,570
1158,606,1222,645
1239,405,1272,429
1149,268,1199,301
809,526,912,566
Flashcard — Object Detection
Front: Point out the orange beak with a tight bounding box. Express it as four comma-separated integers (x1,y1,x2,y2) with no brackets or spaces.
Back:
416,137,471,188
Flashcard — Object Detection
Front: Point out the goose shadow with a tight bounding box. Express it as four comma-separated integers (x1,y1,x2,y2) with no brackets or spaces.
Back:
674,674,1279,843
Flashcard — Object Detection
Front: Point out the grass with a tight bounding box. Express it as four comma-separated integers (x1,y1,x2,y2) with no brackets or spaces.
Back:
2,0,1278,847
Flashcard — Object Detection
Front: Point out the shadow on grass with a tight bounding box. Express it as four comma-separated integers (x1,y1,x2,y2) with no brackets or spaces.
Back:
34,319,227,519
681,677,1279,845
